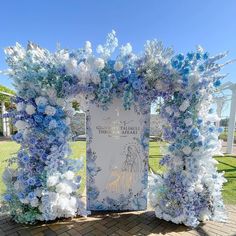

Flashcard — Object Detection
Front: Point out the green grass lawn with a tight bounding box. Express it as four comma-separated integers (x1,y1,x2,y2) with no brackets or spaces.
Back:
0,140,235,204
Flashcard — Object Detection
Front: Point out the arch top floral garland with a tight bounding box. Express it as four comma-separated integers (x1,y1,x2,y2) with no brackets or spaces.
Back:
1,30,231,227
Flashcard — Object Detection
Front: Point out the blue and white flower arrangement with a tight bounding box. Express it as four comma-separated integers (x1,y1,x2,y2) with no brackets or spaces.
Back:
1,31,232,227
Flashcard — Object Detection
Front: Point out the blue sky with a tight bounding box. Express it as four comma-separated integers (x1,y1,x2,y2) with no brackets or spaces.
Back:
0,0,236,91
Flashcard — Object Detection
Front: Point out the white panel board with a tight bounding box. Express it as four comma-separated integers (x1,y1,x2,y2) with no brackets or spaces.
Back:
86,98,150,210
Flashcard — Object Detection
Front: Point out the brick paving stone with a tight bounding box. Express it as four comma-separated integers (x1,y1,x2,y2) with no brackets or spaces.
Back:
43,228,57,236
57,233,70,236
0,206,235,235
127,225,141,234
55,226,70,235
89,229,106,236
17,229,31,236
78,225,95,235
67,228,81,236
105,225,119,235
116,229,132,236
34,233,45,236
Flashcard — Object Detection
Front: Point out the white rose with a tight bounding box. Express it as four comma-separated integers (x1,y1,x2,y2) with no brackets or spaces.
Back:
114,61,123,71
184,118,193,127
16,102,25,111
14,181,20,191
179,100,190,112
25,104,36,115
182,146,192,155
65,117,71,125
94,58,105,71
20,198,29,204
30,198,39,207
174,112,180,117
165,106,172,115
15,120,28,130
35,96,47,106
45,105,56,116
199,210,210,221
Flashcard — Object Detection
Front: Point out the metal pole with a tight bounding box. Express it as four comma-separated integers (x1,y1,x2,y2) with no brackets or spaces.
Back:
226,86,236,153
1,101,7,136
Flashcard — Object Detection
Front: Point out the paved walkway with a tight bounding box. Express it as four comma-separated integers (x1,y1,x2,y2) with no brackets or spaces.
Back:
0,205,236,236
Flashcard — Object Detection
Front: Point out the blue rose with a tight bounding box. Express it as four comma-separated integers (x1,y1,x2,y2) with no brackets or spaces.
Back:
4,194,12,202
28,192,35,199
13,132,23,143
218,127,224,133
203,52,209,60
177,53,184,61
37,104,46,113
187,52,194,60
213,79,221,87
132,80,142,90
27,177,36,186
191,128,200,138
22,154,30,164
198,65,205,72
182,67,190,75
34,115,43,123
17,192,25,199
122,68,131,77
196,52,201,60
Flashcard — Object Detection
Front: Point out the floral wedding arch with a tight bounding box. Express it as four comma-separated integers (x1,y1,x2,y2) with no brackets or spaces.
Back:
1,31,230,227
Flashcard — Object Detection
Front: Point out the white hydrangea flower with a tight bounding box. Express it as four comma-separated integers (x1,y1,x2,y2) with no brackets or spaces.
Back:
47,175,59,187
63,171,75,180
91,73,101,84
184,118,193,126
84,41,92,55
55,50,69,61
66,59,78,75
96,45,104,54
179,100,190,112
56,182,73,194
94,58,105,71
114,61,123,72
16,102,25,111
120,43,132,56
195,183,203,193
15,120,29,130
25,104,36,115
45,105,56,116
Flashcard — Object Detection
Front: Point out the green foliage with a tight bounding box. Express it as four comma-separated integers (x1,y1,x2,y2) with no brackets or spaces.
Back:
0,84,15,104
